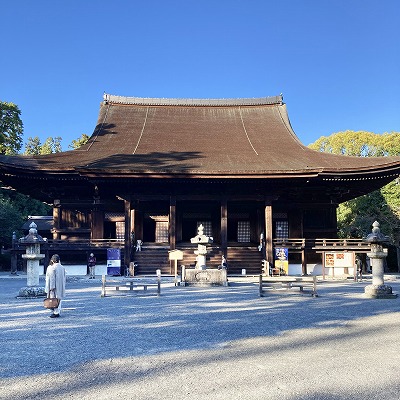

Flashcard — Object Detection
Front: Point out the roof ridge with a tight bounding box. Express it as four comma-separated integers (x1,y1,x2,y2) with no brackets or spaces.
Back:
103,93,283,106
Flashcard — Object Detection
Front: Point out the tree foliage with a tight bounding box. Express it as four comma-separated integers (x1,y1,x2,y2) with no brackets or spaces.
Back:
0,198,23,247
24,136,63,155
0,101,23,155
308,130,400,157
0,188,51,248
309,130,400,244
25,133,89,154
69,133,90,149
24,136,41,155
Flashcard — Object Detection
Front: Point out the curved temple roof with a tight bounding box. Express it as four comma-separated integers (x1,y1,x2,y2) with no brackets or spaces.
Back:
0,93,400,183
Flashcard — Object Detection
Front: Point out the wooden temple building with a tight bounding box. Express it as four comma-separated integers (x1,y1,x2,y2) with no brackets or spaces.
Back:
1,93,400,275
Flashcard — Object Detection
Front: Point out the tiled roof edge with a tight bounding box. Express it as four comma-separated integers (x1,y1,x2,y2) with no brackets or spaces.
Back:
103,93,283,106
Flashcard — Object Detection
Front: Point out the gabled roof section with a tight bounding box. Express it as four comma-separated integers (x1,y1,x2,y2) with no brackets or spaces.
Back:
0,93,399,182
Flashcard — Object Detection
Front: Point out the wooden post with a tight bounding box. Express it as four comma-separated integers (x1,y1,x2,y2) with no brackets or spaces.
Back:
124,199,131,268
101,275,106,297
52,204,61,240
157,275,161,296
169,196,176,250
130,208,135,238
91,209,104,240
301,249,306,276
221,197,228,256
265,202,273,266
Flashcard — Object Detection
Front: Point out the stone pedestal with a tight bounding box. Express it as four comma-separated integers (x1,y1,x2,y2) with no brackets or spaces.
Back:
194,244,207,269
181,266,228,286
23,252,45,287
17,223,46,298
363,222,397,299
364,284,396,299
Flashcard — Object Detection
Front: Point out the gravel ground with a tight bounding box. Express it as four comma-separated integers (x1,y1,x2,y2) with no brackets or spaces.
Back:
0,274,399,400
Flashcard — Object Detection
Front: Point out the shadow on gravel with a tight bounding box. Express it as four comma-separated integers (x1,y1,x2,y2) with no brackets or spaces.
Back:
0,277,399,399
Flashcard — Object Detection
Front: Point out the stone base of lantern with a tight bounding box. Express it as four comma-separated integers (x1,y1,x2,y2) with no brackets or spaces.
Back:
181,268,228,286
17,286,46,298
364,284,398,299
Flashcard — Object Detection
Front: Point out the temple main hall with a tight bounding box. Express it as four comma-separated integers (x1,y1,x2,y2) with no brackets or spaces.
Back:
1,93,400,275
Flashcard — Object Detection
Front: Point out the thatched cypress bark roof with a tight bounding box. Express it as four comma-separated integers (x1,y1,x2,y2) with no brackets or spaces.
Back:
0,93,399,201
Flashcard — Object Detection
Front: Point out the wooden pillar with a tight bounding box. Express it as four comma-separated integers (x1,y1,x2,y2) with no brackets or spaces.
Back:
136,212,144,241
221,197,228,255
91,209,104,240
169,197,176,250
124,199,132,267
131,207,136,239
265,202,273,265
52,204,61,240
330,204,338,238
176,206,182,242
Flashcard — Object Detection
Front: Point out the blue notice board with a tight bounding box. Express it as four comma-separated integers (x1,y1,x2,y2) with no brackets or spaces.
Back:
107,248,121,276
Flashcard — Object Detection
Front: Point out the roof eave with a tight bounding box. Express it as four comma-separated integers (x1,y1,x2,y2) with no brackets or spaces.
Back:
75,168,323,179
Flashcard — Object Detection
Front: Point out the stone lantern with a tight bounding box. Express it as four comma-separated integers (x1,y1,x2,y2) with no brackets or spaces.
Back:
182,223,227,286
190,224,213,269
17,222,46,298
363,221,397,299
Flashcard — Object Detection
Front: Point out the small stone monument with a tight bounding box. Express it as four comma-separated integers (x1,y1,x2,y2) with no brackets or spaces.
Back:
17,222,46,298
190,224,213,269
363,221,397,299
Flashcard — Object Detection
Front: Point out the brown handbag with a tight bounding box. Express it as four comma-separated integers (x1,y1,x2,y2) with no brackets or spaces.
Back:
43,295,59,309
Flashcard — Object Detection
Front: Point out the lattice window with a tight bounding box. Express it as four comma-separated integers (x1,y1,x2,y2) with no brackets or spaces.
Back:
275,221,289,240
237,221,251,242
156,221,169,243
116,222,125,240
197,221,212,237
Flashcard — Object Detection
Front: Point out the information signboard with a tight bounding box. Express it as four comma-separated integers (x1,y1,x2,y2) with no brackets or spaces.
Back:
274,247,289,275
107,248,121,276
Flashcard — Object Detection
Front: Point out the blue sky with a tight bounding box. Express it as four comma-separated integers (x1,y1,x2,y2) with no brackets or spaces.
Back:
1,0,399,150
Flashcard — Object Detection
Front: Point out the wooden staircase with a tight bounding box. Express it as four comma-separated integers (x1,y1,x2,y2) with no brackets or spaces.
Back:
226,246,263,275
132,244,263,276
131,246,169,275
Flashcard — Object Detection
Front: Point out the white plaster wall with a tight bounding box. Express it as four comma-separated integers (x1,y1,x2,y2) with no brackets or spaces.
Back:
288,264,302,275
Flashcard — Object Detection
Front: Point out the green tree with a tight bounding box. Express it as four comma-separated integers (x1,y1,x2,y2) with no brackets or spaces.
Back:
69,133,89,149
309,130,400,271
24,136,63,155
0,188,51,248
24,136,42,155
308,130,391,157
0,198,23,246
0,101,23,155
41,136,62,154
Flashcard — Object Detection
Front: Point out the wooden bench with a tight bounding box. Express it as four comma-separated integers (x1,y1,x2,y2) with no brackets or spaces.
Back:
101,275,161,297
259,275,318,297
